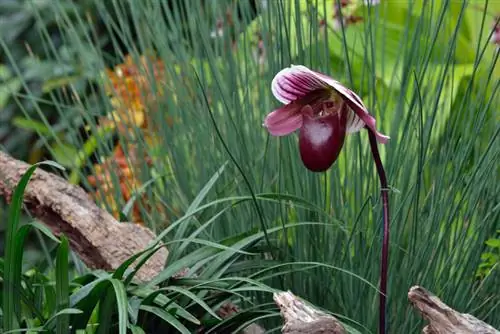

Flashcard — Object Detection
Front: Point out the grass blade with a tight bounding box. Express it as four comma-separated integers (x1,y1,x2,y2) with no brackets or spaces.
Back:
2,160,64,331
108,278,129,334
139,305,191,334
55,235,70,334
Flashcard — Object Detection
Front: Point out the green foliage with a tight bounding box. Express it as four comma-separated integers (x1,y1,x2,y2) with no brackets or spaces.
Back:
2,160,65,331
0,0,99,160
0,159,296,332
477,230,500,280
1,0,499,333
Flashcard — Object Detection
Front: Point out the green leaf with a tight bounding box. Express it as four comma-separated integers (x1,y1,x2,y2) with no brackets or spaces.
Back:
131,287,200,325
113,244,159,281
72,277,127,334
70,278,111,330
44,284,57,323
3,160,64,331
122,244,166,285
68,126,114,184
162,286,221,321
44,308,83,331
121,174,166,219
55,236,70,334
485,238,500,249
128,324,146,334
3,327,46,334
11,117,53,137
108,279,129,334
95,286,116,334
0,78,22,108
27,221,61,244
146,246,221,287
173,161,228,243
42,74,82,93
139,305,191,334
127,296,142,325
51,142,80,168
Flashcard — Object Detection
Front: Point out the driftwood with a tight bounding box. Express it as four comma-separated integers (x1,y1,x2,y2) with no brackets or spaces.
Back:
273,291,346,334
0,151,167,282
408,286,500,334
273,287,499,334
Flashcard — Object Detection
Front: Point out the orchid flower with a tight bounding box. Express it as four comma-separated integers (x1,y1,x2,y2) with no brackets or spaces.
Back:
264,65,389,171
264,65,391,334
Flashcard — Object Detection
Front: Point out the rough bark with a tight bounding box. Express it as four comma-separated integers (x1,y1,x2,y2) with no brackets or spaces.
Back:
273,287,499,334
0,151,167,282
273,291,346,334
408,286,499,334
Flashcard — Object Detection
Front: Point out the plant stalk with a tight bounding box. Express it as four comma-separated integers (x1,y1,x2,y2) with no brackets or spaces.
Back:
367,129,390,334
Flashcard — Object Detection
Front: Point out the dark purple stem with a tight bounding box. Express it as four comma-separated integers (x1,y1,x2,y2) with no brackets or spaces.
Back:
367,129,390,334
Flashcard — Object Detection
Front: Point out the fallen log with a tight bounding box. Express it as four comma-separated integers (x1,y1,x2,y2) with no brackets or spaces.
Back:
408,285,500,334
0,150,167,282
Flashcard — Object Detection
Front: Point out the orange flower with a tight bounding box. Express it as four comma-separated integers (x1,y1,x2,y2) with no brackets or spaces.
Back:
87,144,153,224
87,54,173,225
99,54,171,133
104,54,166,102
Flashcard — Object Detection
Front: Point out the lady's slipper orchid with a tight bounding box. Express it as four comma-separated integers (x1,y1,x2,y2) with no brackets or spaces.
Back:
264,65,392,334
264,65,389,172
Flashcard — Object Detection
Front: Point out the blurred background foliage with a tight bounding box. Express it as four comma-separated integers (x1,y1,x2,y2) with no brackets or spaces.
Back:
0,0,499,333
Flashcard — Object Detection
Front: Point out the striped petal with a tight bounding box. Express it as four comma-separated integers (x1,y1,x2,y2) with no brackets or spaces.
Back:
345,109,366,133
272,65,389,144
271,65,330,104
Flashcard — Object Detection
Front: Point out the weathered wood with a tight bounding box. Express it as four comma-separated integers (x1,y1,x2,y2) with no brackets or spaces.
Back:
273,287,499,334
273,291,346,334
0,150,167,282
408,286,500,334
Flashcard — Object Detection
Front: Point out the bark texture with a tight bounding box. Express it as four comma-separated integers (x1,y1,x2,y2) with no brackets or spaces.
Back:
273,291,346,334
273,287,499,334
0,151,167,282
409,286,499,334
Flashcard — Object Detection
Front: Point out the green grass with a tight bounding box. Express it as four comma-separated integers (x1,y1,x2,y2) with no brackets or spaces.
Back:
1,0,499,333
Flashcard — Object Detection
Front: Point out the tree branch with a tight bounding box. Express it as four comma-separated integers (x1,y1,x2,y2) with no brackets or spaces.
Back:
0,151,167,282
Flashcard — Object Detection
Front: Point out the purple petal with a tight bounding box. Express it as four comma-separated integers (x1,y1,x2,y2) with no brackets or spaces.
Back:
298,110,347,172
270,65,390,143
263,104,303,136
315,73,390,143
278,65,390,144
271,65,330,104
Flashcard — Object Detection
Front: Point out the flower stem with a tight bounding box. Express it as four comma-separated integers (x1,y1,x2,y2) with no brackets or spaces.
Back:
367,129,390,334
